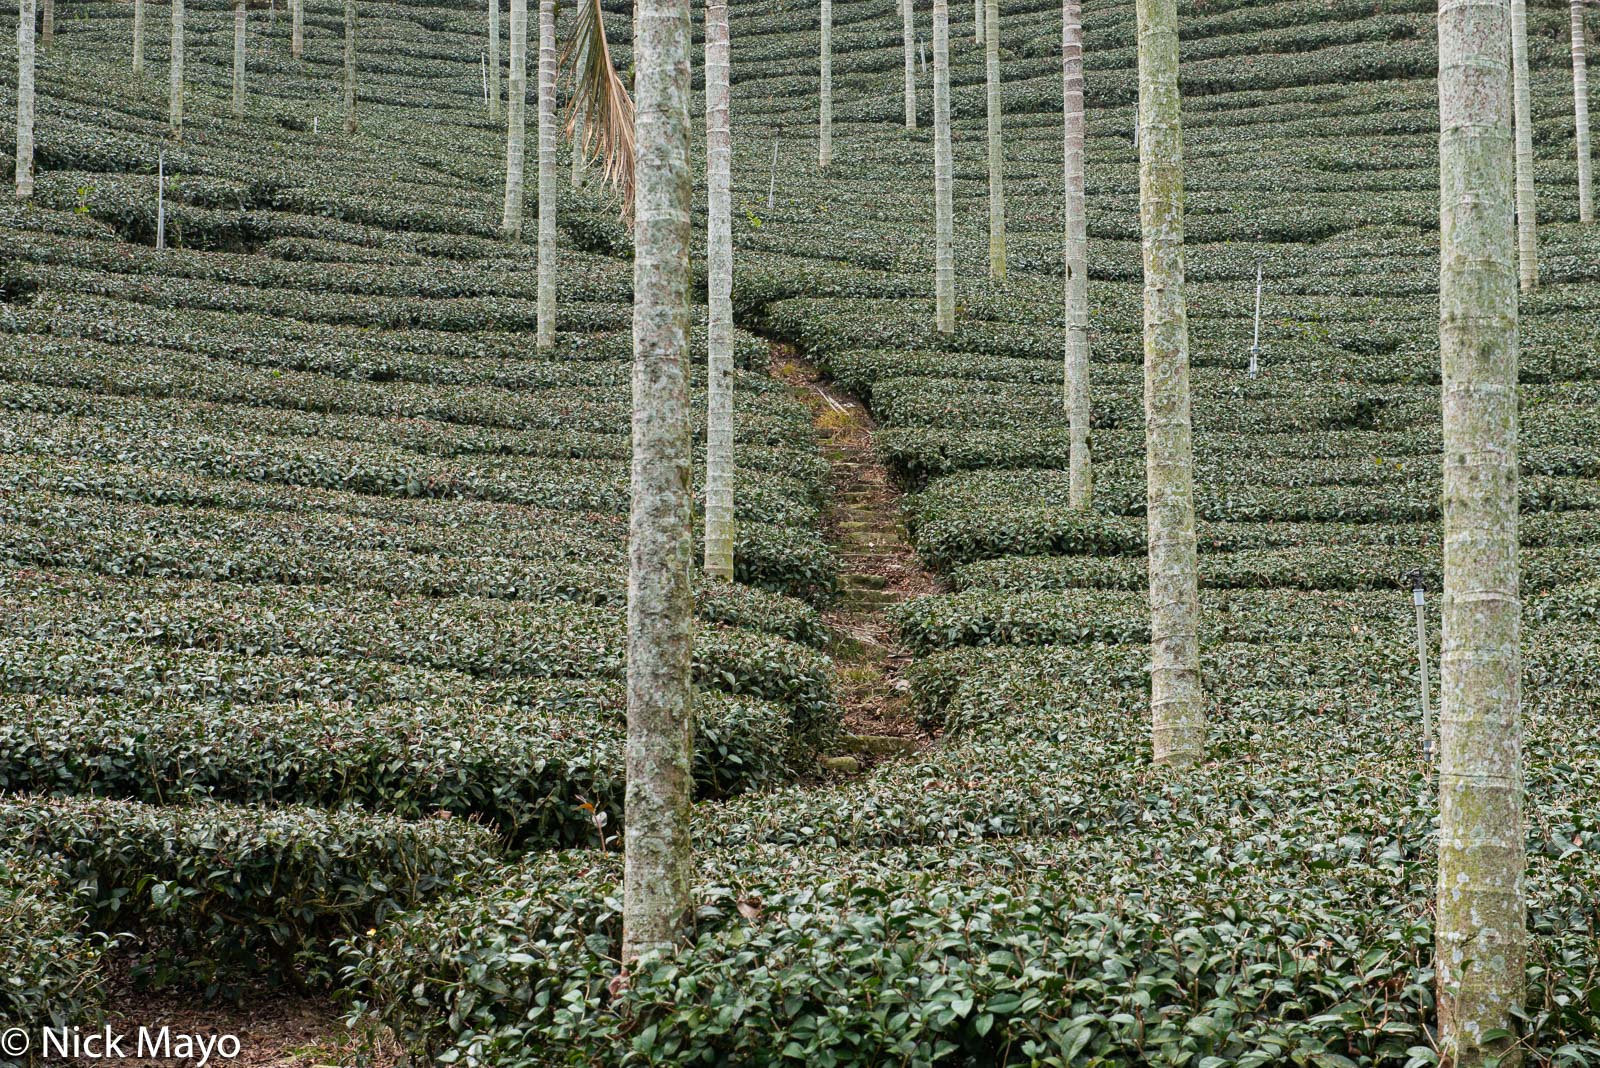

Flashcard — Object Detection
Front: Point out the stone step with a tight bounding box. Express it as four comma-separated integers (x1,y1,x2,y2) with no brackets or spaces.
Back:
841,572,889,591
842,733,920,757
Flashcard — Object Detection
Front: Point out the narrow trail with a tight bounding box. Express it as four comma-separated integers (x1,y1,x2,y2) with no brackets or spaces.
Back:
770,346,939,772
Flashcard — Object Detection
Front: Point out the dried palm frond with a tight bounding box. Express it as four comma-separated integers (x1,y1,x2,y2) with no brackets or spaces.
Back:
561,0,635,219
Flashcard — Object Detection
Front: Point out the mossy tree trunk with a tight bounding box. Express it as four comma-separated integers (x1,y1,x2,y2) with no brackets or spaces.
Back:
703,0,734,581
15,0,35,199
343,0,357,133
1574,0,1593,222
1436,0,1526,1062
933,0,954,332
1136,0,1204,768
231,0,246,117
1512,0,1537,289
489,0,501,120
169,0,183,137
819,0,831,167
624,0,695,967
1063,0,1090,509
290,0,301,58
502,0,526,238
901,0,915,129
133,0,144,75
535,0,555,345
984,0,1005,278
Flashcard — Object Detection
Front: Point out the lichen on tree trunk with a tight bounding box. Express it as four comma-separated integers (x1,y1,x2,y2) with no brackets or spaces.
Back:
489,0,502,120
703,0,735,581
290,0,302,58
819,0,832,167
231,0,247,118
984,0,1005,279
1436,0,1526,1062
932,0,954,332
342,0,357,133
1511,0,1537,289
623,0,695,966
901,0,916,129
1063,0,1090,509
15,0,35,200
501,0,527,239
1574,0,1594,222
1136,0,1204,768
169,0,183,137
535,0,556,346
39,0,51,50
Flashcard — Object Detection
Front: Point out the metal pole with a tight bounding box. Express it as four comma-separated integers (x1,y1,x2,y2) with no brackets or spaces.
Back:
481,50,489,104
1249,259,1263,378
767,132,781,211
1410,570,1435,764
156,150,166,251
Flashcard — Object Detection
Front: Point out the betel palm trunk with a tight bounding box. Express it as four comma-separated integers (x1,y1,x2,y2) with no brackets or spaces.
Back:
15,0,35,199
1574,0,1593,222
933,0,954,331
169,0,183,137
1063,0,1090,509
535,0,556,346
290,0,301,58
901,0,915,129
819,0,831,167
624,0,696,966
1435,0,1526,1063
343,0,357,133
703,0,734,581
985,0,1004,277
501,0,526,238
489,0,501,120
40,0,51,49
1135,0,1203,768
133,0,145,75
1512,0,1537,289
232,0,246,117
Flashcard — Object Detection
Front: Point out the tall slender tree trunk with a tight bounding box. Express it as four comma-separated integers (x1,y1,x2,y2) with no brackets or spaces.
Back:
1574,0,1593,222
570,36,589,187
1136,0,1203,768
624,0,695,968
984,0,1005,278
231,0,246,117
973,0,982,45
343,0,356,133
15,0,35,199
133,0,145,75
819,0,831,167
290,0,301,58
501,0,526,238
1063,0,1090,509
704,0,735,581
488,0,501,120
901,0,916,129
39,0,51,49
1511,0,1537,289
933,0,954,332
535,0,556,346
169,0,183,137
1436,0,1525,1063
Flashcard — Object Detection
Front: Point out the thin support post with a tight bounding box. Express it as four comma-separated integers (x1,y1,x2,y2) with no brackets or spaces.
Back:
767,133,780,210
1411,571,1435,765
1249,259,1262,378
156,150,166,250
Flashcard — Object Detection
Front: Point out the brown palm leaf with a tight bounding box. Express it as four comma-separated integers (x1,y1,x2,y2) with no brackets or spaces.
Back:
561,0,635,219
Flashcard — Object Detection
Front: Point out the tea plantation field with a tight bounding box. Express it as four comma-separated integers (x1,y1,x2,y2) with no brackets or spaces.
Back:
3,0,1599,1063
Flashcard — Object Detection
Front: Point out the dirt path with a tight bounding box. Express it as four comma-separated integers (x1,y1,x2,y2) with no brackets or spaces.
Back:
771,347,940,769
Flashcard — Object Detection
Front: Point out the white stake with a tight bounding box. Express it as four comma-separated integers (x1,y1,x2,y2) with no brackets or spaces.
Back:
767,132,780,210
1411,571,1435,764
481,50,489,104
156,149,166,250
1249,259,1263,378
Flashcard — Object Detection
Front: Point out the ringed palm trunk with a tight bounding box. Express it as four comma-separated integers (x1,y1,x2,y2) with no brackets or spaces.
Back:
169,0,183,137
16,0,35,199
232,0,246,117
133,0,145,75
901,0,915,129
1436,0,1525,1063
489,0,501,120
343,0,357,133
1135,0,1203,768
819,0,831,167
1574,0,1593,222
1063,0,1090,509
1511,0,1537,289
290,0,301,58
40,0,51,49
624,0,696,967
933,0,954,332
704,0,734,581
501,0,526,239
984,0,1005,277
535,0,556,346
